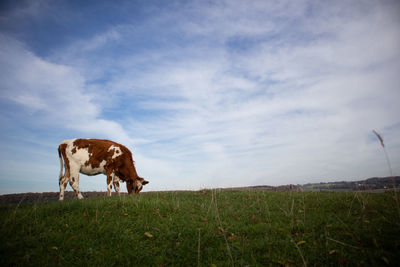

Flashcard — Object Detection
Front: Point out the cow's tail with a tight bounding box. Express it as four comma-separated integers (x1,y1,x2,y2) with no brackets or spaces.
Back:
58,145,64,179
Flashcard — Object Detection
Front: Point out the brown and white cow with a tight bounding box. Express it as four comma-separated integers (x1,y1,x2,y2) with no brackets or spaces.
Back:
58,138,148,200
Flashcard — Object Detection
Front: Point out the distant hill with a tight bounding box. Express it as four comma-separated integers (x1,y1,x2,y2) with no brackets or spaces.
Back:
300,176,400,191
0,176,399,204
225,176,400,192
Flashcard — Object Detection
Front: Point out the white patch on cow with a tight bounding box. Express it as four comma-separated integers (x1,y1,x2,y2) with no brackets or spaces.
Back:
112,173,122,183
65,140,90,166
136,179,143,192
108,145,122,159
80,160,107,176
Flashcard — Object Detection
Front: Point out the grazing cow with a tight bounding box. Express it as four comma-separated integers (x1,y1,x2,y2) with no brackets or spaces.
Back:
58,138,148,200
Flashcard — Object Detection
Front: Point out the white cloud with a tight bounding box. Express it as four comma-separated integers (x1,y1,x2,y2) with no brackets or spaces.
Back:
111,0,400,187
51,27,122,62
0,34,134,145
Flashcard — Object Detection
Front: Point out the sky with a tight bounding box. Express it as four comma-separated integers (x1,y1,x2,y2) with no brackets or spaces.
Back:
0,0,399,195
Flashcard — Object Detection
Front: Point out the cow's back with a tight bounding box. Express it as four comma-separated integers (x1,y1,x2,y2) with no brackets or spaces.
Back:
60,139,133,177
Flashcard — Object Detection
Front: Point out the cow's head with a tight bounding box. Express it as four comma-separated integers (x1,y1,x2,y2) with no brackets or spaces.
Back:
127,177,149,194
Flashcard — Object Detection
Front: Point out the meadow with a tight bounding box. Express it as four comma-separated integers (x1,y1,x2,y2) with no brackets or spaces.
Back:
1,190,399,266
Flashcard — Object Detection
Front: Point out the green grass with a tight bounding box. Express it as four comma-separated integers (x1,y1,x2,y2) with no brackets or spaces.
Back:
1,190,399,266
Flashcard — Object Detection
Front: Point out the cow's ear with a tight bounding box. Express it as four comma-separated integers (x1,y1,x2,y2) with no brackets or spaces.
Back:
142,179,149,185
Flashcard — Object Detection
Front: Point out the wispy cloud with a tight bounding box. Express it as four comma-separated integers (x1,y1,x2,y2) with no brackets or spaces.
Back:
105,0,400,187
0,34,135,146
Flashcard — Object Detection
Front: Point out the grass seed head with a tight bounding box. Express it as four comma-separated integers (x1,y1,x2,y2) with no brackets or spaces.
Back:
372,130,385,147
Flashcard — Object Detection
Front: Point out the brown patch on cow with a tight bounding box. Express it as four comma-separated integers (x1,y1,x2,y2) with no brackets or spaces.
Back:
72,177,75,183
127,180,134,194
71,147,77,154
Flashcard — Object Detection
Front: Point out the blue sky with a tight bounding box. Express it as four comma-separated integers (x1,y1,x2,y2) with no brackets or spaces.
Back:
0,0,399,194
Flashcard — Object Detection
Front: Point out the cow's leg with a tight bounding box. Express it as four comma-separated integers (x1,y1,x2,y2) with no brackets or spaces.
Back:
59,175,69,201
114,181,120,195
69,168,84,199
107,174,113,196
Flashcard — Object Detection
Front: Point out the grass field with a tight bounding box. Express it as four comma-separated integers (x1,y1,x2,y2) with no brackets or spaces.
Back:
1,190,399,266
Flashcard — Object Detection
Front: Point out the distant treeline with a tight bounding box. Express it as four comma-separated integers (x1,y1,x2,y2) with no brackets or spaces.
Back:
233,176,400,192
301,176,400,191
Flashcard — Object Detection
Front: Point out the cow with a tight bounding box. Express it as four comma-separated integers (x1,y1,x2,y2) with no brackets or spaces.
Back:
58,138,148,200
